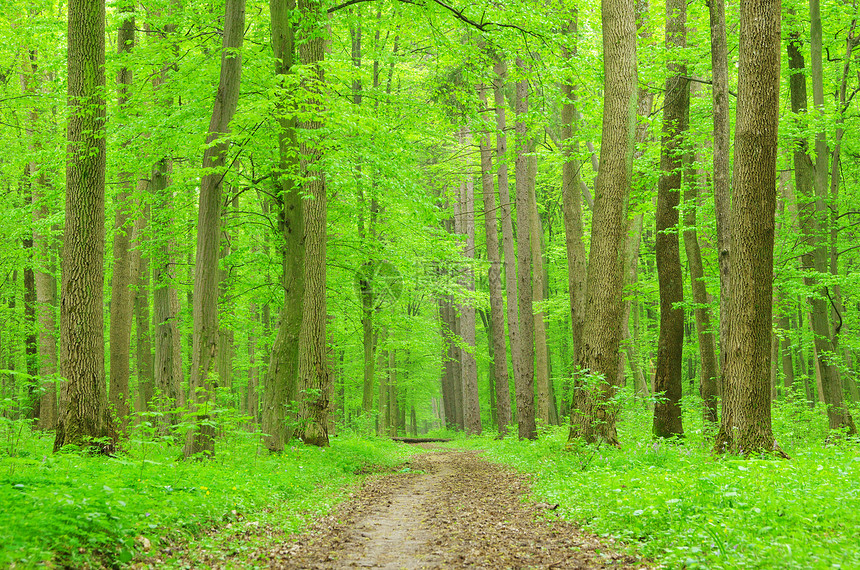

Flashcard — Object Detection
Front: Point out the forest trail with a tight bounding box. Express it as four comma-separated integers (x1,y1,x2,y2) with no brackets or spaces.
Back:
266,448,646,569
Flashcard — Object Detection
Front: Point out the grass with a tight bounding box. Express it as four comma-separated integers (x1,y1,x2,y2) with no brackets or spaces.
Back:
0,421,416,568
452,393,860,569
3,392,858,569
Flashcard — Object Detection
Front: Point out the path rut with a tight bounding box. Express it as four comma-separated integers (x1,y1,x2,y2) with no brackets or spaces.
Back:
266,449,646,569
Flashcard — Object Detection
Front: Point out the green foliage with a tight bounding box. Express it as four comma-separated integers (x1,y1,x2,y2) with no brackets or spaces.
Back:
0,421,416,567
455,393,860,569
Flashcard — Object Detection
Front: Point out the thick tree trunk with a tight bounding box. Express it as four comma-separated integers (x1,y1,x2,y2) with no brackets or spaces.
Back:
714,0,783,456
55,0,113,452
652,0,687,439
478,85,512,435
261,0,304,453
295,0,331,447
109,9,137,434
514,60,536,440
569,0,637,446
184,0,245,459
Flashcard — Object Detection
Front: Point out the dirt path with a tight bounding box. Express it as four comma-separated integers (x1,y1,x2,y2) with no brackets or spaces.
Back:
266,449,645,569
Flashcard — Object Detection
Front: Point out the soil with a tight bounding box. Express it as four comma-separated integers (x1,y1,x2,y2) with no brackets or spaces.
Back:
261,447,648,569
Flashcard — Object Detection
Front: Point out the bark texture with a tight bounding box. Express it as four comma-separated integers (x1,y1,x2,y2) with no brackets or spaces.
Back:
493,57,523,425
569,0,637,446
261,0,304,452
685,146,719,425
459,138,481,436
708,0,731,393
295,0,331,447
478,85,512,435
109,9,137,433
714,0,782,456
514,61,536,440
652,0,687,439
560,12,587,377
529,154,550,425
184,0,245,458
55,0,113,452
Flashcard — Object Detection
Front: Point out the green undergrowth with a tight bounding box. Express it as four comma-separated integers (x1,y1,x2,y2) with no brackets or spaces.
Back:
0,427,415,568
453,395,860,569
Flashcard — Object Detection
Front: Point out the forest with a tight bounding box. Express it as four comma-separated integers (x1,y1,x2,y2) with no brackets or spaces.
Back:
1,0,860,566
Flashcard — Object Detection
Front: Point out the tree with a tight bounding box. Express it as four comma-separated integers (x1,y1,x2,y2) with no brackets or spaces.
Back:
514,58,536,440
708,0,732,391
54,0,113,452
261,0,304,453
714,0,782,456
569,0,637,446
108,3,137,434
806,0,856,435
560,11,587,379
683,90,719,426
652,0,687,439
493,56,523,429
295,0,332,447
477,83,512,435
459,130,481,435
184,0,245,459
787,5,856,435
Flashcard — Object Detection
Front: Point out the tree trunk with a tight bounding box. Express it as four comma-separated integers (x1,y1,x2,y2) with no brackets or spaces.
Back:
55,0,113,453
799,1,856,434
151,163,180,432
529,154,550,426
685,134,719,425
247,301,259,421
459,133,481,436
261,0,304,453
714,0,783,456
295,0,331,447
621,215,648,397
109,8,137,434
478,85,511,435
184,0,245,459
514,60,536,440
560,11,587,375
569,0,637,446
33,201,58,431
439,295,457,430
21,48,53,427
133,200,153,414
708,0,732,395
652,0,687,439
493,57,523,424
